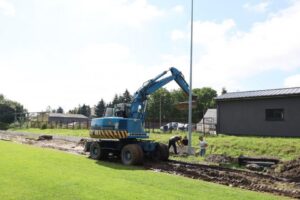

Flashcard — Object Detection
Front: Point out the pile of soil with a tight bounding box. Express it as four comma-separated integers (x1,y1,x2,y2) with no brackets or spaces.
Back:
145,160,300,198
272,158,300,182
204,154,236,164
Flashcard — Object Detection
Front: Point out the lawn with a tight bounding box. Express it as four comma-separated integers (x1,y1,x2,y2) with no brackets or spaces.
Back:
10,128,300,161
0,141,288,200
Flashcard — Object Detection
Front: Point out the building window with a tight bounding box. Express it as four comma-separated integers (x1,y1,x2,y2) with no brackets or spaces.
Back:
265,109,284,121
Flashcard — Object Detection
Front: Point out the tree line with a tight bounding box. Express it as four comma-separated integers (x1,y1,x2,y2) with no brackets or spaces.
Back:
146,87,217,123
0,94,27,130
0,86,219,129
66,89,133,117
73,87,217,123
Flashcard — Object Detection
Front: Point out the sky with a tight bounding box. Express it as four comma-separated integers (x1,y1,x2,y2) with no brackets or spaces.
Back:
1,0,300,112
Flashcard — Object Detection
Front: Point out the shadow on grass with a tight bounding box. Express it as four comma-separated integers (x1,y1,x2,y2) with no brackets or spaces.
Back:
93,158,144,171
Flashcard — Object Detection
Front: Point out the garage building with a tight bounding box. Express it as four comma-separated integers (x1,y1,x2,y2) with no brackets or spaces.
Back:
215,87,300,137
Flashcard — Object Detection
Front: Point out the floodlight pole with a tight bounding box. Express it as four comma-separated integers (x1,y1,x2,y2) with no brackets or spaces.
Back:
188,0,194,155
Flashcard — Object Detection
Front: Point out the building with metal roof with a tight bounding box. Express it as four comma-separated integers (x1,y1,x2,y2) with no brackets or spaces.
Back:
216,87,300,101
48,113,88,119
215,87,300,137
35,112,88,124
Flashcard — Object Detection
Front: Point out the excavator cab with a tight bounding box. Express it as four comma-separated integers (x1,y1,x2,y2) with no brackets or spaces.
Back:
104,103,131,118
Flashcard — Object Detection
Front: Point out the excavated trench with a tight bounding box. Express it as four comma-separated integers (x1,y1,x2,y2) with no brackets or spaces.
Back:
144,160,300,199
1,131,300,199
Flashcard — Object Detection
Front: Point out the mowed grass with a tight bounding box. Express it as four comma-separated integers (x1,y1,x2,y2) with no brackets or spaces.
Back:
0,141,288,200
149,131,300,161
10,128,300,160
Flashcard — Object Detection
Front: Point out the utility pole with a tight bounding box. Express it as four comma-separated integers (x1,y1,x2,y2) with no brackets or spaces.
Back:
159,95,162,128
187,0,194,155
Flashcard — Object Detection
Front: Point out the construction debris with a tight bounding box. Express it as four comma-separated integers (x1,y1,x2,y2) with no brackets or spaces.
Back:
37,135,53,141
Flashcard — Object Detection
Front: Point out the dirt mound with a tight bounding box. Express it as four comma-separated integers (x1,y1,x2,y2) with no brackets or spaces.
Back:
204,154,236,164
273,158,300,182
145,160,300,199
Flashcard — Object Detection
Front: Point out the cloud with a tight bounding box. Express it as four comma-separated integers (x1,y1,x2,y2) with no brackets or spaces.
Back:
172,5,184,14
71,0,164,27
169,1,300,93
0,0,166,111
284,74,300,87
193,19,236,46
243,1,270,13
171,30,186,40
0,0,15,16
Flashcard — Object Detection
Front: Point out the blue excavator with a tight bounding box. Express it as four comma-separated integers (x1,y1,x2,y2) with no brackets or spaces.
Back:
85,67,192,165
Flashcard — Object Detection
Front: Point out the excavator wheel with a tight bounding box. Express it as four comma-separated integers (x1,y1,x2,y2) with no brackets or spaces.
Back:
152,143,169,162
90,141,107,160
121,144,144,165
158,143,169,161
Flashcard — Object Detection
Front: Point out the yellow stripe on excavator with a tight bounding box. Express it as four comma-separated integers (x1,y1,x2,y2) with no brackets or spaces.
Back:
90,130,128,139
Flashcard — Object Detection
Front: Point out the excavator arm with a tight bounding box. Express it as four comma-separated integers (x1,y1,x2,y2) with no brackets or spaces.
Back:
130,67,192,122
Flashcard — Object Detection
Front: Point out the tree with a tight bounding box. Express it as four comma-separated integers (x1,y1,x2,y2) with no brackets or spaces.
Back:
0,94,27,129
112,94,120,105
68,108,78,114
95,99,106,117
0,94,4,102
78,104,91,117
221,87,227,95
56,107,64,113
0,104,15,124
122,89,132,103
146,88,172,123
192,87,217,122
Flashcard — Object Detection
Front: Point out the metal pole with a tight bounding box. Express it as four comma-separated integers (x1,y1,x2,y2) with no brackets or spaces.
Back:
188,0,194,155
159,95,162,129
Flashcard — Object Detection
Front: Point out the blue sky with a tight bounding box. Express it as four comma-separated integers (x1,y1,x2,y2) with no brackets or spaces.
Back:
1,0,300,112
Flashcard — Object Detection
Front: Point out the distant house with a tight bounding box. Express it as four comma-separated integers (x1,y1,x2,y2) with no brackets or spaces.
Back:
48,113,88,123
35,113,88,123
196,109,217,133
215,87,300,137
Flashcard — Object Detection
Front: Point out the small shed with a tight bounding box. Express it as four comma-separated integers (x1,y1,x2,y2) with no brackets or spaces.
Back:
215,87,300,137
196,109,217,133
48,113,88,123
35,113,88,123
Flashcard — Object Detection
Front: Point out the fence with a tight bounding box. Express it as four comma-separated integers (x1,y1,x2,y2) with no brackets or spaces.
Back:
14,112,199,132
144,121,197,133
11,112,91,130
29,121,90,129
196,117,217,134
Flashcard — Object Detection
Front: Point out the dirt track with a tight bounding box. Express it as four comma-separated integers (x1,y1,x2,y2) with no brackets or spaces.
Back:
0,130,87,155
144,160,300,199
1,131,300,199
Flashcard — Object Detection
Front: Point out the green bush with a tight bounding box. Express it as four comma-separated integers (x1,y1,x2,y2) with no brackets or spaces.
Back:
0,122,9,130
8,122,20,129
40,124,47,130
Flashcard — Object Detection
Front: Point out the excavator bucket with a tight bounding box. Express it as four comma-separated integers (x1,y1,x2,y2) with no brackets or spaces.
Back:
175,100,197,110
175,95,197,110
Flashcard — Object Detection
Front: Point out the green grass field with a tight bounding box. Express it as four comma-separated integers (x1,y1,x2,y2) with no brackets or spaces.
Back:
11,128,300,161
0,141,288,200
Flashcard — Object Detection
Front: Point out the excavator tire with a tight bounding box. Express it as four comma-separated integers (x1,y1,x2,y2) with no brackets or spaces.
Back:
157,143,169,161
121,144,144,165
90,141,107,160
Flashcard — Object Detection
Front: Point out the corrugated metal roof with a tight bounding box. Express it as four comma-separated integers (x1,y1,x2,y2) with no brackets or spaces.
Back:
215,87,300,101
49,113,88,119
